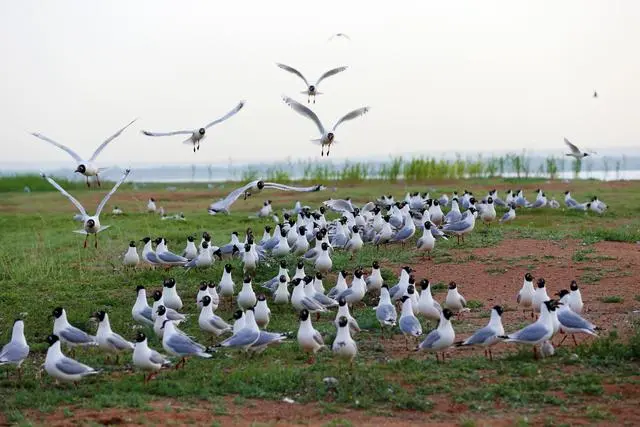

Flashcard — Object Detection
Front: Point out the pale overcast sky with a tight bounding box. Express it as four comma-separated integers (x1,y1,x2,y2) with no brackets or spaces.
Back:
1,0,638,167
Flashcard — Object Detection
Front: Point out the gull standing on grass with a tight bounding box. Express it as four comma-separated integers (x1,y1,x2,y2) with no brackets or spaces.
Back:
532,278,550,314
499,204,516,224
51,307,97,348
123,241,140,267
218,309,261,353
500,300,557,359
282,96,370,156
442,207,477,244
31,118,136,187
418,308,456,362
198,296,233,337
151,291,186,323
161,278,183,311
276,63,348,104
132,286,154,326
444,282,467,313
334,297,360,333
517,273,536,317
416,221,436,258
417,279,442,322
455,306,504,360
41,169,131,248
184,241,213,269
183,236,198,260
297,309,325,363
161,320,212,368
365,262,384,293
44,335,100,383
141,101,245,152
568,280,584,313
140,237,162,267
132,332,171,383
155,238,188,267
254,295,271,328
375,285,397,338
92,311,134,361
399,296,422,350
333,316,357,363
555,291,598,346
0,319,29,377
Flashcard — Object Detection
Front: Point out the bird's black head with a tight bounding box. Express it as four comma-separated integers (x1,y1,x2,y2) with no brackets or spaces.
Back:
315,231,323,240
487,197,493,204
319,206,326,214
199,281,208,291
244,243,251,252
525,273,533,281
256,180,265,190
198,128,206,135
202,242,209,249
187,236,194,242
337,296,347,306
448,281,457,290
383,215,390,222
156,305,166,316
303,275,313,284
136,285,145,293
129,240,136,247
327,132,335,141
52,307,63,319
291,278,302,287
570,280,579,291
154,237,163,245
243,275,251,283
315,272,323,280
433,199,440,206
493,305,504,316
276,260,286,269
372,261,380,269
140,237,151,243
152,290,162,301
408,275,415,285
232,310,243,320
401,295,410,303
94,310,106,322
135,331,147,343
280,228,288,237
340,270,349,278
208,281,217,289
469,207,477,214
339,217,347,225
297,260,304,269
543,300,557,311
381,284,389,290
403,266,413,274
46,334,60,346
257,294,266,302
419,279,429,290
283,213,290,221
442,308,453,320
556,289,570,298
321,242,329,250
309,85,316,92
354,269,363,279
86,219,95,228
75,164,86,174
264,226,272,234
299,226,307,234
279,274,287,283
351,225,359,233
224,264,233,273
299,309,310,321
338,316,348,328
537,278,546,288
583,153,589,157
407,284,415,295
424,221,432,230
163,278,176,288
288,219,296,227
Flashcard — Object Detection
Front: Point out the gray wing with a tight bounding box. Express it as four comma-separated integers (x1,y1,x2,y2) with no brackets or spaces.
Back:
56,357,95,375
208,316,231,330
221,328,259,347
463,326,495,346
166,309,185,321
313,330,324,346
388,285,400,299
149,350,169,365
30,133,82,162
443,221,469,232
204,101,246,129
144,252,162,264
107,334,134,351
391,226,412,241
332,107,370,131
166,333,205,354
282,96,325,135
336,288,354,300
90,118,137,161
558,310,595,331
209,181,258,212
314,293,338,307
376,304,397,323
510,323,548,342
327,287,341,299
315,66,348,87
564,137,581,155
252,331,286,347
301,297,325,311
96,168,131,216
140,306,153,322
420,330,441,349
41,174,87,216
264,182,325,192
332,234,348,248
141,129,192,137
528,199,544,208
59,327,95,345
303,248,319,260
399,316,421,335
157,251,188,264
276,63,309,86
0,342,28,363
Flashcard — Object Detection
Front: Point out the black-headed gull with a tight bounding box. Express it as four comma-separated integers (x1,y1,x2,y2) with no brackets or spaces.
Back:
0,319,29,377
132,332,171,383
44,334,100,382
141,101,245,152
282,96,370,156
30,118,136,187
42,169,130,248
564,137,594,159
276,63,347,103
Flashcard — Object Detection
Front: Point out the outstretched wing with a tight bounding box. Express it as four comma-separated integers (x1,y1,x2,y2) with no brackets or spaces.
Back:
208,180,259,213
90,118,138,161
282,96,325,135
41,173,87,217
276,63,309,87
332,107,370,131
264,182,325,192
315,66,348,87
564,137,581,155
96,169,131,216
141,129,193,137
30,133,82,162
204,101,246,129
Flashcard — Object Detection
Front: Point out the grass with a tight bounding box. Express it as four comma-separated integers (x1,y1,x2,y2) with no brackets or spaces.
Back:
0,177,639,423
601,296,623,304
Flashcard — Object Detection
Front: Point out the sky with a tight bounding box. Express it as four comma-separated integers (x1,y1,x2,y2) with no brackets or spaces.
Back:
1,0,639,168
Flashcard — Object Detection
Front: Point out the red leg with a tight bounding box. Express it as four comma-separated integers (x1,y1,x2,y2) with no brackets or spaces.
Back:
572,335,578,346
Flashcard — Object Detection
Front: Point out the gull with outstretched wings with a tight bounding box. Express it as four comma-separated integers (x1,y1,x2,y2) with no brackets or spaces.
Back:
564,137,596,159
282,96,370,156
141,101,245,152
276,63,347,104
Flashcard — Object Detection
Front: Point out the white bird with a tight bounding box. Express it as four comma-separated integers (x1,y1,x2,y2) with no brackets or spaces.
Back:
555,292,598,346
416,221,436,258
141,101,246,152
480,197,497,224
532,278,550,314
293,261,306,280
444,282,467,313
0,319,29,375
198,296,232,337
365,261,384,293
254,295,271,328
334,296,360,334
132,332,171,383
132,286,154,326
540,340,555,358
375,285,398,338
297,309,325,362
291,226,310,256
568,280,584,314
344,225,364,260
151,290,186,323
184,241,213,270
564,137,593,159
416,279,442,322
273,275,290,304
111,206,123,215
399,296,422,349
237,276,257,310
328,33,351,42
42,169,131,248
123,241,140,267
442,207,477,244
276,63,347,104
196,282,211,310
147,198,157,213
455,306,504,360
517,273,536,316
315,242,333,274
336,269,367,306
218,309,261,353
182,236,198,260
31,118,136,187
291,278,327,314
500,300,557,358
282,96,369,156
242,243,258,274
162,278,183,311
332,316,357,362
419,308,456,361
51,307,96,347
92,311,134,359
44,334,100,382
140,237,162,267
499,204,516,224
155,238,188,267
219,264,236,300
161,319,212,368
